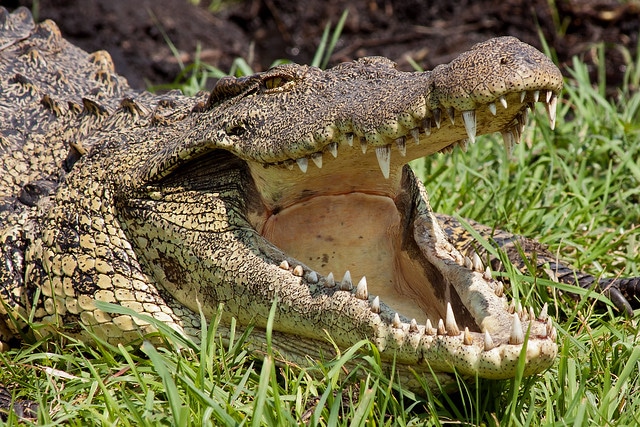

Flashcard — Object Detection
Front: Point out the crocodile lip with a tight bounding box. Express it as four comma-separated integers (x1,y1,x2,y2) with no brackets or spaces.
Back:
245,92,559,351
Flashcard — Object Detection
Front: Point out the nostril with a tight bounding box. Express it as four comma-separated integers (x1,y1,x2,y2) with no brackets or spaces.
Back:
227,125,246,136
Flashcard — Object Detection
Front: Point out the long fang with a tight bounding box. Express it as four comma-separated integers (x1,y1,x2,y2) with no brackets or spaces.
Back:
462,110,476,144
375,145,391,179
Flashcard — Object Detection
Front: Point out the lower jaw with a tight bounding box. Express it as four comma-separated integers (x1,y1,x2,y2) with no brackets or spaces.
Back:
238,168,557,386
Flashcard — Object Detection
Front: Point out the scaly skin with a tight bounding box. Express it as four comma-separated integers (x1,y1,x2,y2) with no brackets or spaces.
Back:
0,7,634,394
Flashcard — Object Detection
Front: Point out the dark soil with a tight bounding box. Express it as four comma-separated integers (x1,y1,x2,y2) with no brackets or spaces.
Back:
8,0,640,92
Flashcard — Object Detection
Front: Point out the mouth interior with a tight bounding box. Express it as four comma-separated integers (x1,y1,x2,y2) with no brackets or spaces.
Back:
246,136,483,331
262,191,441,323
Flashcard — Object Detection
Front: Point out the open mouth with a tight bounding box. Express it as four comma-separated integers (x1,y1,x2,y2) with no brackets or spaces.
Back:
244,88,559,341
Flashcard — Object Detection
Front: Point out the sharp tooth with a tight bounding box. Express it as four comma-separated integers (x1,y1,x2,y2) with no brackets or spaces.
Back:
488,102,497,115
279,260,290,270
433,108,441,128
483,266,492,281
550,326,557,341
371,296,380,314
495,281,504,297
392,313,402,329
375,145,391,179
328,142,338,158
545,93,558,130
472,252,483,272
519,108,529,127
306,271,318,283
411,128,420,145
538,303,549,321
512,125,522,144
533,90,540,102
446,106,455,124
409,318,419,333
422,118,432,135
296,158,308,173
325,272,335,288
509,314,524,345
360,137,367,153
501,130,514,156
529,306,536,321
355,276,368,300
464,256,473,269
499,96,508,109
517,111,527,138
437,319,446,335
285,160,294,170
425,319,436,335
311,153,322,168
484,330,495,351
458,139,468,153
462,110,476,144
340,271,353,290
463,327,473,345
454,252,464,266
546,318,553,336
445,302,460,336
395,137,407,156
345,133,354,147
293,265,304,277
545,90,552,103
520,91,526,103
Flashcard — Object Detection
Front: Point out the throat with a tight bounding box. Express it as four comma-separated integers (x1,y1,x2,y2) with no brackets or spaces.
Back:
261,193,431,323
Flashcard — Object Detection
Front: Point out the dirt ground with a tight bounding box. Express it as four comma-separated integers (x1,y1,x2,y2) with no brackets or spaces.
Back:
8,0,640,92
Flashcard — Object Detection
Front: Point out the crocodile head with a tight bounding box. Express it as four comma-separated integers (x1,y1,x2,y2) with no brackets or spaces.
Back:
108,37,562,390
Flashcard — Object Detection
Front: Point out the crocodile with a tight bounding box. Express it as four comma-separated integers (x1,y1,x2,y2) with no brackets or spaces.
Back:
0,7,638,397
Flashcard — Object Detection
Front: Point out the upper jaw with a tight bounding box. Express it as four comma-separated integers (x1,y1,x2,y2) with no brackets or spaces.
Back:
246,87,559,213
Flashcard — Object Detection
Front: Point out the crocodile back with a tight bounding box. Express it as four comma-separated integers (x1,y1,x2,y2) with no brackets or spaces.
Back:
0,7,135,202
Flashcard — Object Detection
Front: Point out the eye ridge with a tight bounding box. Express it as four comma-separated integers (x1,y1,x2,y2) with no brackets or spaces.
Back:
207,75,258,108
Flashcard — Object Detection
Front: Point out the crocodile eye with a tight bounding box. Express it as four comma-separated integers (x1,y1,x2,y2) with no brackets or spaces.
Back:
264,76,285,89
263,74,295,91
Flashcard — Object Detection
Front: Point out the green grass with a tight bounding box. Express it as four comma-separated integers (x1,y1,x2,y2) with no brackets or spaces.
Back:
3,38,640,426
